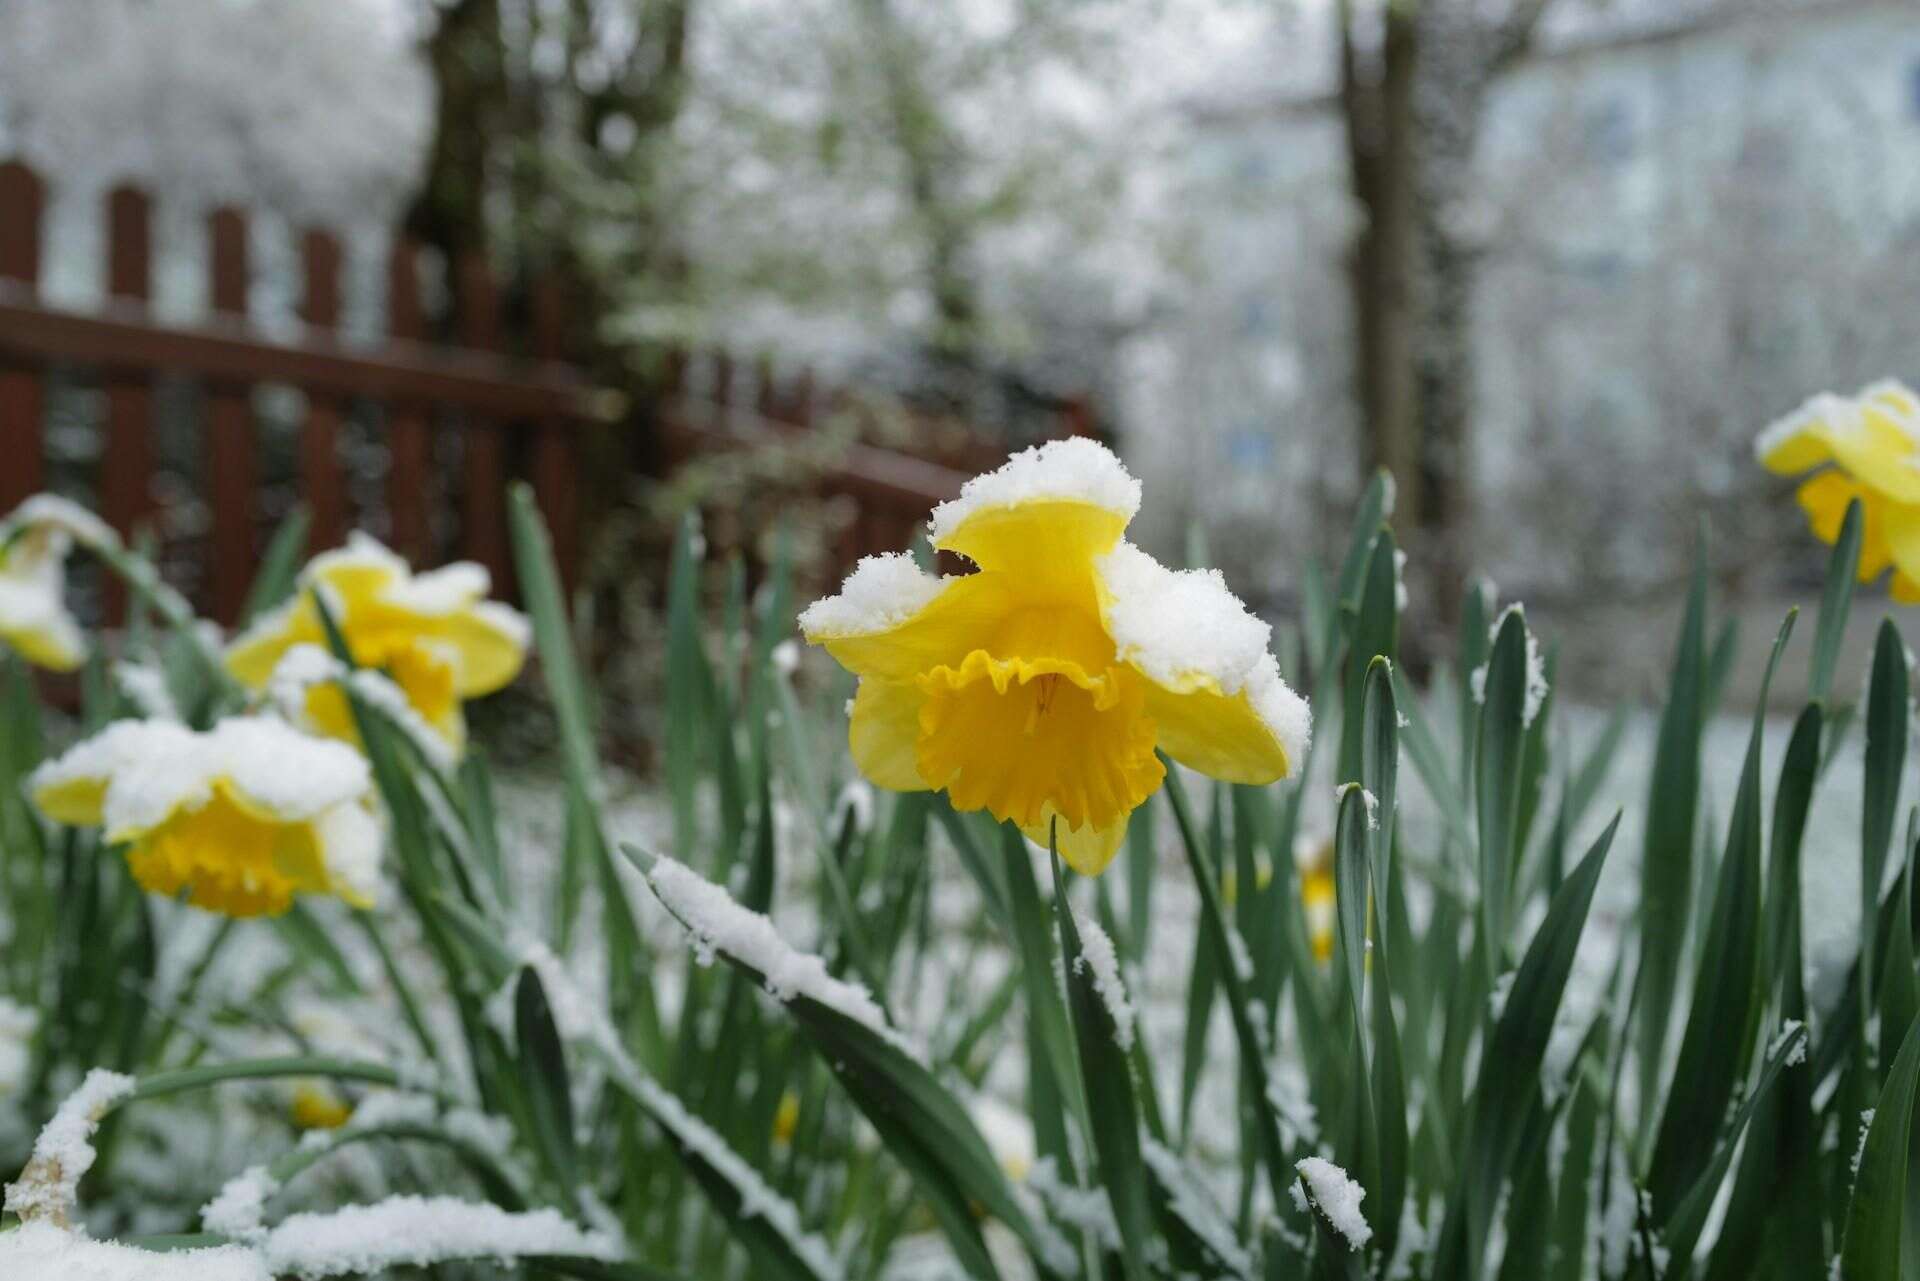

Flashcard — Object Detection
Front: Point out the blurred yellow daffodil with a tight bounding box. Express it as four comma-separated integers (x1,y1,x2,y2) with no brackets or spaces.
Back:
772,1091,801,1146
226,534,530,755
0,494,120,672
290,1082,354,1130
800,439,1310,875
1294,834,1336,965
29,717,382,917
1757,379,1920,601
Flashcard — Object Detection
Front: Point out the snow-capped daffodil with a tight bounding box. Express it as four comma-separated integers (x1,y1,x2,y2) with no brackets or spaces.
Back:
800,439,1311,874
1757,379,1920,601
225,534,530,755
28,717,382,917
0,494,120,672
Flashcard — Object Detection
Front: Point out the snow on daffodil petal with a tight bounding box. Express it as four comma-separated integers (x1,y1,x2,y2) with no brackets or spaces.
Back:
800,438,1311,875
28,717,382,917
0,494,116,673
1757,379,1920,601
225,533,530,755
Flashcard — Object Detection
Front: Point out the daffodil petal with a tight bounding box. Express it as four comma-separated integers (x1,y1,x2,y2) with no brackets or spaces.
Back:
1757,381,1920,503
801,554,1022,681
1796,471,1894,581
848,678,930,792
927,438,1139,580
1096,542,1309,783
1021,808,1132,877
439,601,531,695
1881,500,1920,595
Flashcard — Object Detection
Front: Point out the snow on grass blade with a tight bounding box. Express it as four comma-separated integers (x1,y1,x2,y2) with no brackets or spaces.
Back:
2,1067,135,1225
1053,845,1152,1281
0,1223,269,1280
1159,762,1294,1214
622,844,1065,1279
1293,1158,1371,1281
257,1196,619,1277
1842,1011,1920,1279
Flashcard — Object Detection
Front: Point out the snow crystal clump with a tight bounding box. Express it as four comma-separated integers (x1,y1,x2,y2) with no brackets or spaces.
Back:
203,1165,280,1238
1853,1109,1876,1175
927,437,1141,544
1070,911,1136,1052
1098,540,1312,769
1468,605,1549,727
640,854,918,1056
799,553,945,637
0,1222,269,1280
1769,1018,1807,1067
771,639,802,675
260,1196,618,1277
1292,1157,1373,1250
4,1068,136,1223
1334,782,1380,831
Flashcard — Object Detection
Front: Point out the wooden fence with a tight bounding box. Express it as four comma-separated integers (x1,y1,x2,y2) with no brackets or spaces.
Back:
0,159,594,625
0,157,1080,630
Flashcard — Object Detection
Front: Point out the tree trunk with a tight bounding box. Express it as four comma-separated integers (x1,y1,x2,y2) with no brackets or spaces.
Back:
1342,5,1420,520
406,0,505,262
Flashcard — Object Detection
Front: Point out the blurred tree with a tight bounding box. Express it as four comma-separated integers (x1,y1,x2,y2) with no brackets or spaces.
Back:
1338,0,1556,628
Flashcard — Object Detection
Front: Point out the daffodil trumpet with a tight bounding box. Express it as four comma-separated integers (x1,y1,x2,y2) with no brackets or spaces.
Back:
801,438,1311,875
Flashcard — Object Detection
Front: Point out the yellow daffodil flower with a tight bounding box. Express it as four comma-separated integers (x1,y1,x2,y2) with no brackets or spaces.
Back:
29,717,382,917
225,533,530,756
1757,379,1920,600
0,494,120,672
1294,833,1336,965
290,1082,354,1130
772,1091,801,1146
800,439,1311,875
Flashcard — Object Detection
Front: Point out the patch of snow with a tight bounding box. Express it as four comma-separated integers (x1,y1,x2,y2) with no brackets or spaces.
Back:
928,437,1141,544
799,553,947,638
0,1222,268,1280
1334,782,1379,831
1098,540,1312,770
202,1165,279,1238
1292,1156,1372,1250
1070,911,1136,1052
635,854,917,1056
3,1068,136,1223
260,1196,618,1277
